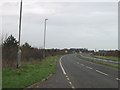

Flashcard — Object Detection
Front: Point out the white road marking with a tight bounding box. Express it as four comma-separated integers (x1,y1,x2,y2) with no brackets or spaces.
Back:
60,56,75,89
86,66,93,70
72,86,75,89
69,81,75,89
77,62,79,64
69,82,72,85
116,78,120,81
60,57,66,75
66,75,68,78
81,64,85,66
67,78,70,81
96,70,108,76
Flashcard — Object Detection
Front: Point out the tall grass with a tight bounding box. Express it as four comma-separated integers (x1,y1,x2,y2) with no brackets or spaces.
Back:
2,55,60,89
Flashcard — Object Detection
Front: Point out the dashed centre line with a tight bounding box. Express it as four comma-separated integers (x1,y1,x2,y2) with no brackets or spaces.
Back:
78,62,118,81
80,63,118,81
67,77,70,81
77,62,79,64
96,70,108,76
86,66,93,70
60,56,118,88
80,64,85,66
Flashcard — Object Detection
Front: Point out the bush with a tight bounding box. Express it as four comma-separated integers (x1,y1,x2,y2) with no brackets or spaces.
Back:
2,35,64,68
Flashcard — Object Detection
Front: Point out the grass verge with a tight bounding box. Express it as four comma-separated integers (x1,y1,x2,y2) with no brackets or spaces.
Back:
94,55,119,61
77,54,119,69
2,55,60,89
95,61,119,69
0,71,2,90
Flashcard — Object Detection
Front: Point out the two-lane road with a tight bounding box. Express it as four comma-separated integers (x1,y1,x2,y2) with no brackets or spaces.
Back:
33,54,119,88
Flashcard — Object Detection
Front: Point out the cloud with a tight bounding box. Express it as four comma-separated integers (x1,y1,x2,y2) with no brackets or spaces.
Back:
1,1,118,49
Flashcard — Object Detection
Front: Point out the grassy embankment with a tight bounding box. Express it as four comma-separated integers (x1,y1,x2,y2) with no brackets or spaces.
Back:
94,55,119,61
94,55,119,69
0,71,1,89
2,55,60,89
77,54,119,69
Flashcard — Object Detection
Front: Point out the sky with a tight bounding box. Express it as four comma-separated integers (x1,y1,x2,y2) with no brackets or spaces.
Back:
0,0,119,50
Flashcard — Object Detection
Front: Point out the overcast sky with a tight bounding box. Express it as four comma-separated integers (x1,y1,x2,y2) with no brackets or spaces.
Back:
1,0,118,50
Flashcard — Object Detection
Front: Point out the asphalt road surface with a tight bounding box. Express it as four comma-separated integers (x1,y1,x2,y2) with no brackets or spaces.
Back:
34,54,119,88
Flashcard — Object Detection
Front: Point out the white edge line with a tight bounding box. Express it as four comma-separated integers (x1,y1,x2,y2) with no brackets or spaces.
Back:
72,86,75,89
60,56,66,75
59,56,75,89
66,75,68,78
67,78,70,81
69,82,72,85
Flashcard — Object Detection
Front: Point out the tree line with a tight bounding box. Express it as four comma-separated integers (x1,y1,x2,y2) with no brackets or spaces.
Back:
2,34,119,68
2,35,64,68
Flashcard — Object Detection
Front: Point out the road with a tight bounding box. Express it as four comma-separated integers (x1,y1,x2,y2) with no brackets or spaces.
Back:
32,54,119,88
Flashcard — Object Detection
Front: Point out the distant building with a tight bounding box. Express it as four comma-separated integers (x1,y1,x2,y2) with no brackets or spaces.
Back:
65,50,68,53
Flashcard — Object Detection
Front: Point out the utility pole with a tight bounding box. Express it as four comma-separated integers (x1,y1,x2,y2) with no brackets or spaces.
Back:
43,19,48,58
17,0,23,68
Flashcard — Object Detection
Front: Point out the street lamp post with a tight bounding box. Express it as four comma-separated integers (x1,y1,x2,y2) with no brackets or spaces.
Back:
17,0,23,68
43,19,48,58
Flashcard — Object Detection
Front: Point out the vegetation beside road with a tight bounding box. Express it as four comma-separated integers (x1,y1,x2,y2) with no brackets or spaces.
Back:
95,61,119,69
94,55,119,61
2,35,64,68
2,34,64,89
2,55,60,89
77,54,119,69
